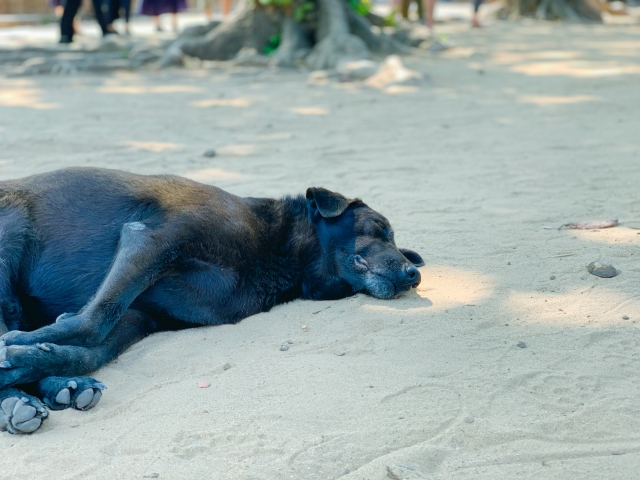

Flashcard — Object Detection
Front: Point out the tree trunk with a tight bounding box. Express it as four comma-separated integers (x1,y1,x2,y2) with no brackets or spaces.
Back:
167,0,420,70
269,16,312,68
306,0,370,70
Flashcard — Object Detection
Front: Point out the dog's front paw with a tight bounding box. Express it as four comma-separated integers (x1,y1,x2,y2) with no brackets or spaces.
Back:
0,390,48,434
0,330,33,347
39,376,105,411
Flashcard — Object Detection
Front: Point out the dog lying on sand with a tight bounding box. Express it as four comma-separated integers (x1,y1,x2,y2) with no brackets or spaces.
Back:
0,168,424,434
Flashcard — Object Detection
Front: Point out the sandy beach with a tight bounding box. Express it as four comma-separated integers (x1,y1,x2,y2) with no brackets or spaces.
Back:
1,17,640,479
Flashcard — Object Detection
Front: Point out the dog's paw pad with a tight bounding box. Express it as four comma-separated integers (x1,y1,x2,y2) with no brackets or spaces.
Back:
0,394,48,434
55,388,71,405
75,388,102,410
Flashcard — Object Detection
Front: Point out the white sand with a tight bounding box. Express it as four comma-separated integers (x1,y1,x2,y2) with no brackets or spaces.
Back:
1,20,640,479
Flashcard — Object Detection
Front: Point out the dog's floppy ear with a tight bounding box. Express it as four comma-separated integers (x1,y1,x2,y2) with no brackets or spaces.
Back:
306,187,351,218
399,248,425,267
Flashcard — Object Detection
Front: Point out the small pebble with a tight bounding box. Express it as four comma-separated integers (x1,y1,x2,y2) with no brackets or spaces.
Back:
464,415,475,424
588,261,618,278
517,341,527,348
279,344,289,351
507,262,511,265
197,381,210,388
622,315,630,320
301,325,308,331
203,149,216,158
549,276,556,280
335,351,346,356
223,363,231,370
611,451,625,456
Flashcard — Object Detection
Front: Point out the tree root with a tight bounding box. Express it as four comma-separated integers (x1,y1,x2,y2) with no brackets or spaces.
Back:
346,7,413,56
179,8,282,61
506,0,601,21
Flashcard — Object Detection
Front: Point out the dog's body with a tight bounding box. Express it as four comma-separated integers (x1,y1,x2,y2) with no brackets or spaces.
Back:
0,168,423,434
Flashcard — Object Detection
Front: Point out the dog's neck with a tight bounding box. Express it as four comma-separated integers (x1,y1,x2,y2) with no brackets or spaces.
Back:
244,195,353,304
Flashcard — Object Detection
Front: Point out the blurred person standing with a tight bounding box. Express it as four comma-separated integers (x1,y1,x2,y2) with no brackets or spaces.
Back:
108,0,132,35
51,0,83,35
59,0,111,43
421,0,435,32
471,0,483,27
137,0,187,32
421,0,484,33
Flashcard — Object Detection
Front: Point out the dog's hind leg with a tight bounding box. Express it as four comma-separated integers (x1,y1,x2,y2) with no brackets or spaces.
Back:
2,220,181,348
0,309,154,390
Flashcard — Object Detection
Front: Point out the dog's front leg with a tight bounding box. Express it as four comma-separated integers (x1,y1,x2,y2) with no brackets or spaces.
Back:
1,221,181,348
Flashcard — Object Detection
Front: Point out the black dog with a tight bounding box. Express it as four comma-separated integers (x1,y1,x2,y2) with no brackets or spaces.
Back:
0,168,423,434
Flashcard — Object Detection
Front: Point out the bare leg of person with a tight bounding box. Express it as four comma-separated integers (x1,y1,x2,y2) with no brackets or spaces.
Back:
221,0,231,17
472,0,483,27
171,13,178,32
422,0,436,31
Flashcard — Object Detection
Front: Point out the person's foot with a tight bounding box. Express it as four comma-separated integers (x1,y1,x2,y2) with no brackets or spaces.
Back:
59,35,72,44
471,17,483,28
156,25,163,32
103,31,119,37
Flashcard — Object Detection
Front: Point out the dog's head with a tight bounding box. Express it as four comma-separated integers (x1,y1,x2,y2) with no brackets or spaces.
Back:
306,187,424,300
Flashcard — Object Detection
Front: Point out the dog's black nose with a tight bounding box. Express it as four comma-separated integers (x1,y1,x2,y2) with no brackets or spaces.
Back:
404,265,421,288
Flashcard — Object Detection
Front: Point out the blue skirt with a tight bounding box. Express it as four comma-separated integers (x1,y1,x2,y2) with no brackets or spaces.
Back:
137,0,187,15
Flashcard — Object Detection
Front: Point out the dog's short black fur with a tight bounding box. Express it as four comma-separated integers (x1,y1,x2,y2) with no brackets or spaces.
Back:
0,168,423,434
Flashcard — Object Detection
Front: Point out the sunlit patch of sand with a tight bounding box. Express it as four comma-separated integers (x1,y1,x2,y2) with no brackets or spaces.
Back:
507,288,640,326
415,265,496,311
511,61,640,78
0,88,58,109
122,141,184,153
290,107,329,116
216,144,258,156
568,227,640,245
491,51,582,65
517,95,601,105
99,85,202,94
182,168,247,182
191,98,252,108
384,86,419,95
580,40,640,56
